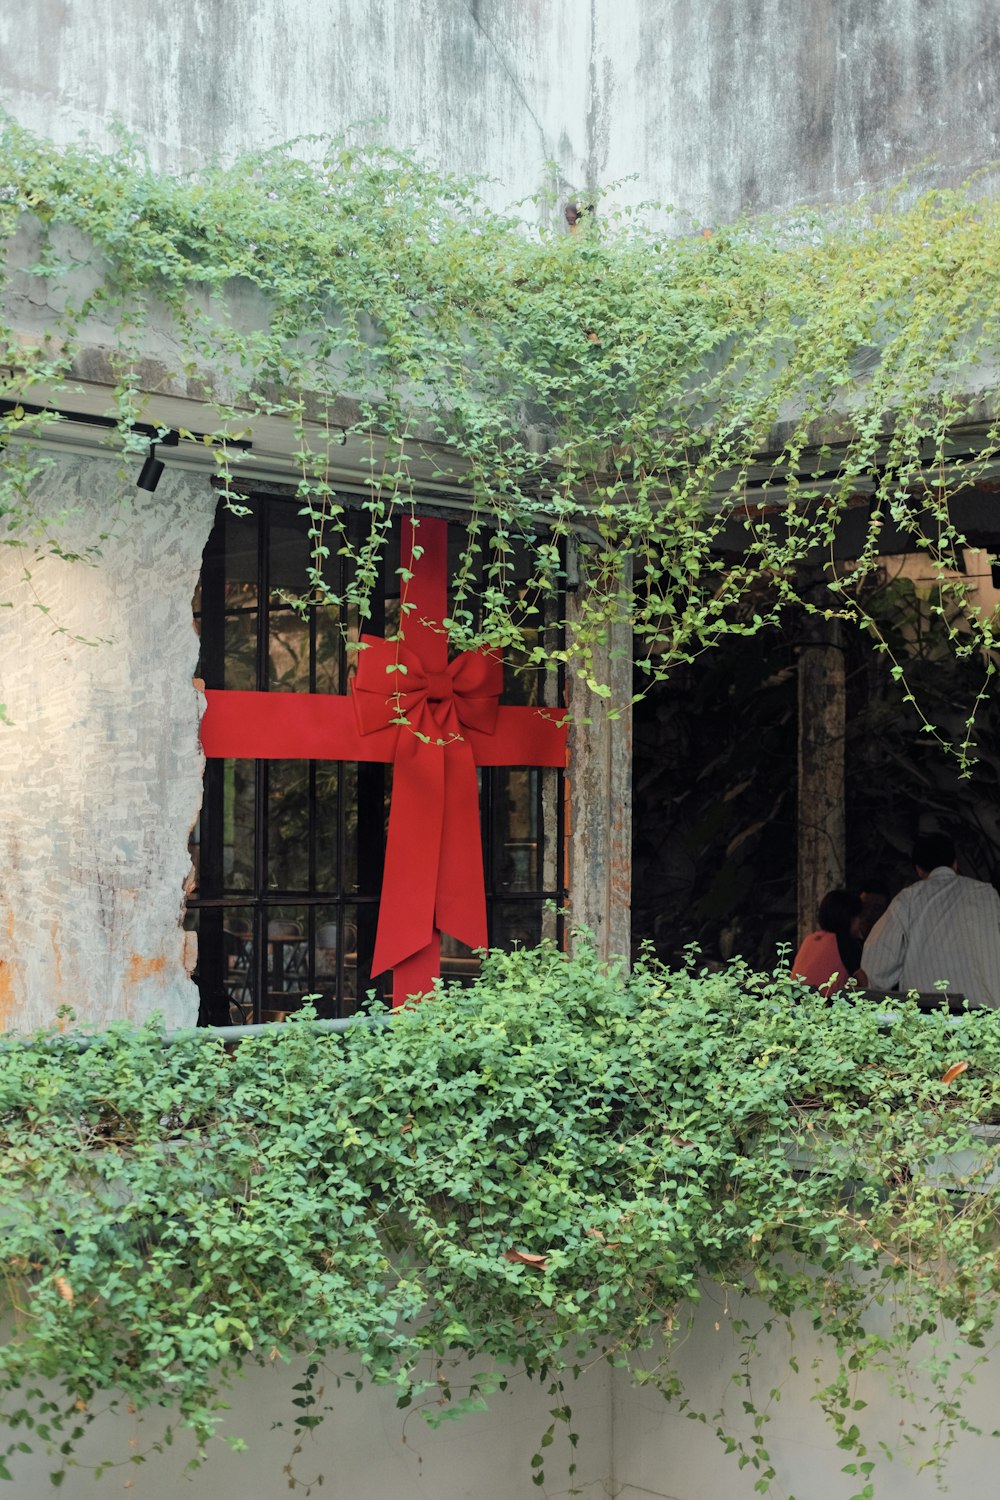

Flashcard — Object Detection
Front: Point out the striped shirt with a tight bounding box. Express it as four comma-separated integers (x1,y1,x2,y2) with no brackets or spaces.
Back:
861,867,1000,1008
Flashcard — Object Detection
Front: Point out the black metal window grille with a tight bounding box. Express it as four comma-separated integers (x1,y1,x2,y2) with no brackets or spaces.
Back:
188,494,566,1024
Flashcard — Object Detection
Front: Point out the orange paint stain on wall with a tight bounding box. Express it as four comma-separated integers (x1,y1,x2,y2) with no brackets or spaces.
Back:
0,910,19,1030
127,954,168,987
49,919,64,1001
0,959,16,1030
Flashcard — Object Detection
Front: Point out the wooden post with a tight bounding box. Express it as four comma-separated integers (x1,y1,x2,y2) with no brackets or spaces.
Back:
796,601,846,943
565,554,633,964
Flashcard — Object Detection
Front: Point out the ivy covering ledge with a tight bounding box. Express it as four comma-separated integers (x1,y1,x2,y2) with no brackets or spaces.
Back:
2,943,1000,1495
2,123,1000,749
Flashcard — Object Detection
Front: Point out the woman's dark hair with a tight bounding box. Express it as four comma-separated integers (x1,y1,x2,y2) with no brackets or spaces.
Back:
817,888,862,936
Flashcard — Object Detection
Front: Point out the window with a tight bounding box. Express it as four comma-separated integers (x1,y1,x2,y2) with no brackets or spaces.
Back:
188,493,565,1023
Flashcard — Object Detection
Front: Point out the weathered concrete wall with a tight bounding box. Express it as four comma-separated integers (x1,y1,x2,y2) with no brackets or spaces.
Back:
597,0,1000,224
0,0,591,221
0,455,213,1031
2,0,998,226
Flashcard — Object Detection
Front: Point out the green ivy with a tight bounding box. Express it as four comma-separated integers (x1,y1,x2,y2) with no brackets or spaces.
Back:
2,944,1000,1493
1,122,999,753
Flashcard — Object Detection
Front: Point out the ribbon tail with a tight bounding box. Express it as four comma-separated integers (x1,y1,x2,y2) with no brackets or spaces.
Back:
370,730,444,979
391,935,441,1008
435,739,488,949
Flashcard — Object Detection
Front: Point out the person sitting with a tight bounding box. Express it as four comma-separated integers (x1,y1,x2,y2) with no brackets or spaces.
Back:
860,831,1000,1007
791,888,865,996
857,877,889,940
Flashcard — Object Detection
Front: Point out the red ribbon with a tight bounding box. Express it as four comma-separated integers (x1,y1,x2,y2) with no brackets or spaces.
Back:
200,518,567,1005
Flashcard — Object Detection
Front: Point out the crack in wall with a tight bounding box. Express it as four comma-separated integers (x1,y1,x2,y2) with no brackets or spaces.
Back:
464,0,551,161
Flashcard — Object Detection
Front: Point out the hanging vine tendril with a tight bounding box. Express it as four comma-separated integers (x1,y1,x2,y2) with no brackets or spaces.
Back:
1,119,999,757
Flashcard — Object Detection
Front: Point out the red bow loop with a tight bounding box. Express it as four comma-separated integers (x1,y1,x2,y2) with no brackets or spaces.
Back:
351,637,428,738
351,635,502,743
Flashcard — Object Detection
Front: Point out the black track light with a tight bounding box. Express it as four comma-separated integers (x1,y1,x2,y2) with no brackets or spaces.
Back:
136,448,164,491
136,430,179,491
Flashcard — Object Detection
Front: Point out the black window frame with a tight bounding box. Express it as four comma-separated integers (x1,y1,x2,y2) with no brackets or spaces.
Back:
188,491,567,1024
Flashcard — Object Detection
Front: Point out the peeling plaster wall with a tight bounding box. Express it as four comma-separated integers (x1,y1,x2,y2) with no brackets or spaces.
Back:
0,457,215,1030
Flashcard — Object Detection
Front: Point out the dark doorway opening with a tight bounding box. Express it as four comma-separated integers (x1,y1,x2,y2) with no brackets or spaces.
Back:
632,562,1000,971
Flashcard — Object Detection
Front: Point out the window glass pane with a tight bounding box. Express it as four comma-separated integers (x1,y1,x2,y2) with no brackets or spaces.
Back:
224,509,259,609
263,907,310,1022
268,610,311,692
225,759,255,891
224,612,258,690
313,762,341,891
222,909,254,1023
340,760,359,891
269,518,312,593
492,767,540,891
492,901,544,955
314,905,361,1014
440,933,481,988
315,607,342,694
268,761,311,890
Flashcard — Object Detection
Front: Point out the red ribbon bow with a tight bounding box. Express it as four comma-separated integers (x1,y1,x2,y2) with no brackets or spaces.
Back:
352,636,502,981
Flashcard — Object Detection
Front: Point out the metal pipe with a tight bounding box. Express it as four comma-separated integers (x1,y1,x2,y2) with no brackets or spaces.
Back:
0,1014,390,1051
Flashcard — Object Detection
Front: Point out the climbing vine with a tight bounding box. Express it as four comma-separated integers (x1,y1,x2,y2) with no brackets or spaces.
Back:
1,120,1000,748
2,945,1000,1494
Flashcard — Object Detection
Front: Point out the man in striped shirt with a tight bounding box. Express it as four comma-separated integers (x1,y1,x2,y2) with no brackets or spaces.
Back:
861,832,1000,1008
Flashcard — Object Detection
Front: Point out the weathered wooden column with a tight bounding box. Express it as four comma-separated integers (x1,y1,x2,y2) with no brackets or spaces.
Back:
565,554,633,963
796,599,846,943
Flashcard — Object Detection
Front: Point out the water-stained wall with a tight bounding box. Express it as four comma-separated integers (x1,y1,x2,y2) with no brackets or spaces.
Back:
1,0,997,226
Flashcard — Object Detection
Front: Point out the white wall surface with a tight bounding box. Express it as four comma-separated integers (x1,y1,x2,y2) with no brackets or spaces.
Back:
0,454,214,1031
6,1289,1000,1499
612,1281,1000,1500
0,0,591,221
4,1352,612,1500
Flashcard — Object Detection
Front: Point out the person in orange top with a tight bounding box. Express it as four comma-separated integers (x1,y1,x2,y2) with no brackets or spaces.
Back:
792,888,865,996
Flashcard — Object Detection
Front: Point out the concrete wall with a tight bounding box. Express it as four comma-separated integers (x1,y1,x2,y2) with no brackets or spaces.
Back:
0,0,591,222
6,1285,1000,1499
6,1352,612,1500
0,455,214,1030
597,0,1000,224
2,1,998,226
612,1281,1000,1500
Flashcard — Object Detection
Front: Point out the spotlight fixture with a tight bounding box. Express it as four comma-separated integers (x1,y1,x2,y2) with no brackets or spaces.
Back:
135,430,179,492
136,448,164,492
